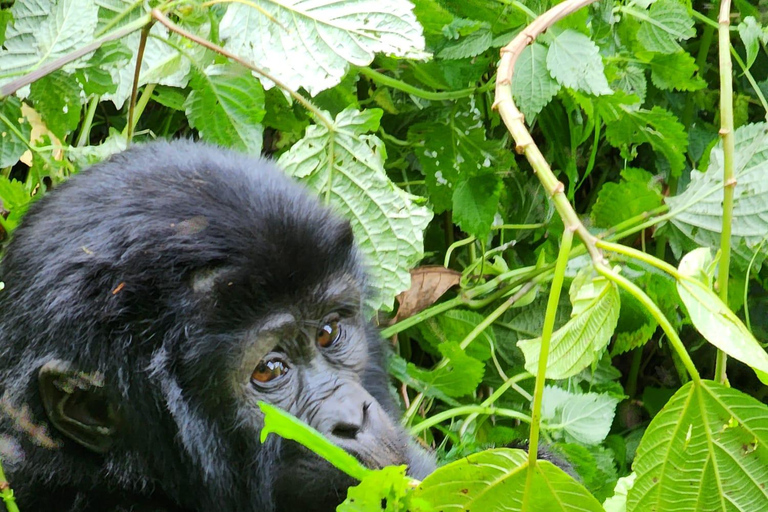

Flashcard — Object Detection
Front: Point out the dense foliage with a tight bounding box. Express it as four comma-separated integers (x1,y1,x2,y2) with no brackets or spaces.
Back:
1,0,768,510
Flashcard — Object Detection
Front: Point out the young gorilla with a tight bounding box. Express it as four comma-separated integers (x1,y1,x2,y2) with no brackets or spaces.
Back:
0,140,434,512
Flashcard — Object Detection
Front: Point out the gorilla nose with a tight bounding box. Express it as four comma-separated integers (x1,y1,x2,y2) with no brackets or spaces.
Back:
329,401,369,440
330,402,371,439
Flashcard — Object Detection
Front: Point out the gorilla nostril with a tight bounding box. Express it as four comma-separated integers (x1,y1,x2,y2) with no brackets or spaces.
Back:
332,422,361,440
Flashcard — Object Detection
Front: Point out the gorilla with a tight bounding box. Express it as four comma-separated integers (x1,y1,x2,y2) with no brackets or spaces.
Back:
0,140,434,512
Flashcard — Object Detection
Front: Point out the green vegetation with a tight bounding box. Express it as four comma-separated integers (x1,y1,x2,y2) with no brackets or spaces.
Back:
2,0,768,510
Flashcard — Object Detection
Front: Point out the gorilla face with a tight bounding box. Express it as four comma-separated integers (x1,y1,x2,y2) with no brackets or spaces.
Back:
0,140,433,512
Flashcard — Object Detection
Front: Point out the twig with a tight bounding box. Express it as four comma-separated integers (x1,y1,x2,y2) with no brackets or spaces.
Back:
0,17,150,99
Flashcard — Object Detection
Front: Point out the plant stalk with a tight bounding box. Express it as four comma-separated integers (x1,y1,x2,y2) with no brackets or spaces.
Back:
714,0,736,385
522,228,572,510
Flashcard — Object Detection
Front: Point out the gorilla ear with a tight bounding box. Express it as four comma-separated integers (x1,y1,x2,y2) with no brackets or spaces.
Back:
38,360,119,453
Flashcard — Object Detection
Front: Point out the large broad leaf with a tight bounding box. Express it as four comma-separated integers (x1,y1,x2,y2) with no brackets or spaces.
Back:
278,108,432,312
410,448,604,512
0,0,98,86
666,122,768,267
518,268,621,379
220,0,428,96
676,248,768,383
628,380,768,511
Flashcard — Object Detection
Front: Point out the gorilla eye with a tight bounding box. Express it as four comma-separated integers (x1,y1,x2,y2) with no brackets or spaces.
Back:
251,358,290,384
317,320,341,348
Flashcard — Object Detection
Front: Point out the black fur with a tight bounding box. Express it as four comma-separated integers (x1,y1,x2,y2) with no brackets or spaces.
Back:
0,140,432,512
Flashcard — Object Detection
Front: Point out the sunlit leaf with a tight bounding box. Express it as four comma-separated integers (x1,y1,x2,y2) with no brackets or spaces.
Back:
628,381,768,511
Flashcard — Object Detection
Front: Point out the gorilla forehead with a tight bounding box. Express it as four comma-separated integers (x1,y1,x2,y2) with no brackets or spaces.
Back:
2,140,358,337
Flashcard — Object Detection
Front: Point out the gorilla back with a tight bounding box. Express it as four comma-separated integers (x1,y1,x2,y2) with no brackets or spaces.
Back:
0,140,433,512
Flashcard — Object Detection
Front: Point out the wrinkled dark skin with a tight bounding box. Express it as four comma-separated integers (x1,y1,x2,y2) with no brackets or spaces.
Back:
0,140,434,512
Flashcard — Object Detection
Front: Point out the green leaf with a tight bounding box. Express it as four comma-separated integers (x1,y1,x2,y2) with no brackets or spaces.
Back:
512,43,561,120
452,174,502,240
609,64,647,103
220,0,427,96
437,25,492,60
636,0,695,54
406,342,484,398
184,64,266,155
603,474,636,512
0,0,99,86
546,30,612,96
387,354,461,407
591,167,664,229
602,105,688,177
279,108,433,313
411,448,604,512
676,248,768,382
666,122,768,267
73,41,131,96
29,71,82,138
0,175,31,234
0,96,31,168
258,402,371,481
644,51,705,91
518,269,621,379
737,16,762,70
418,309,494,361
339,465,413,512
627,381,768,511
541,387,619,445
98,26,193,109
409,102,512,213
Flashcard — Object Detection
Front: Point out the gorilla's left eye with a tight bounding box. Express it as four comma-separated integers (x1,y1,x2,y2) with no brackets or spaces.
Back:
251,358,290,385
317,320,341,348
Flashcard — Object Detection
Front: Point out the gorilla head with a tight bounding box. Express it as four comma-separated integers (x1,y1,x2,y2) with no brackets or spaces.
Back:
0,140,433,512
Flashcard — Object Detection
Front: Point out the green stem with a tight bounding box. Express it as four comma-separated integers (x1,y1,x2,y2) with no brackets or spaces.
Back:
595,265,701,384
683,5,716,128
380,297,462,339
76,96,100,147
491,223,545,230
626,347,643,398
458,371,533,437
358,66,495,101
126,24,152,143
522,228,573,510
596,239,681,278
444,236,476,268
0,459,20,512
743,239,768,333
714,0,736,385
410,405,531,435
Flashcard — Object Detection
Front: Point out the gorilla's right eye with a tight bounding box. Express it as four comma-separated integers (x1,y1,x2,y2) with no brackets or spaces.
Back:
251,358,290,385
